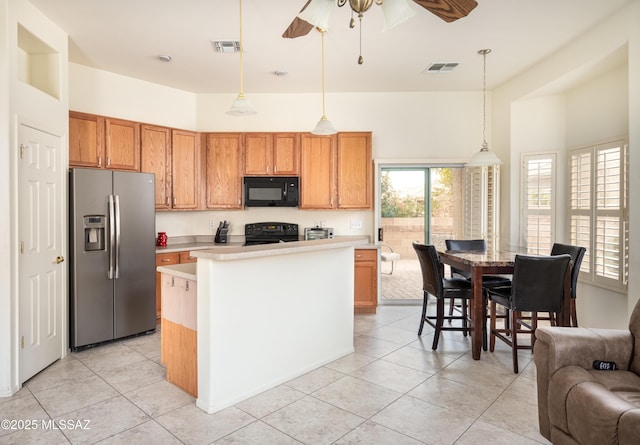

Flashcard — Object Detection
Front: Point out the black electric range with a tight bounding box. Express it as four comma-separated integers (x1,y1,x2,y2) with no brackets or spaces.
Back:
244,222,300,246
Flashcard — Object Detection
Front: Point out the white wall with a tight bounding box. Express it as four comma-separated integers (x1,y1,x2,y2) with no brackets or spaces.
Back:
494,1,639,328
71,64,485,240
1,0,68,396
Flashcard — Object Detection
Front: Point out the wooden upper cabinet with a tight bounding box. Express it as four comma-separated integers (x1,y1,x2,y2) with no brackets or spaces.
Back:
244,132,299,176
205,133,244,209
105,118,140,171
141,125,171,209
69,111,105,168
337,132,372,209
171,130,200,210
300,133,337,209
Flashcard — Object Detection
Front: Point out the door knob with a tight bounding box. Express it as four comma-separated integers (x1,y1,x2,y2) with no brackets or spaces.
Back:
55,256,65,264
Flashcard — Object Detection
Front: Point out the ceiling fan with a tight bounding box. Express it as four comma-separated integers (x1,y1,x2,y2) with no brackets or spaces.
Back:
283,0,478,58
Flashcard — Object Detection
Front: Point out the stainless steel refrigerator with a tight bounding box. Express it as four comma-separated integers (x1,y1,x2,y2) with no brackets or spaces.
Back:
69,168,156,350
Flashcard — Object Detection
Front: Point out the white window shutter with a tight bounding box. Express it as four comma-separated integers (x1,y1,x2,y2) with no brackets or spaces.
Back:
464,165,499,250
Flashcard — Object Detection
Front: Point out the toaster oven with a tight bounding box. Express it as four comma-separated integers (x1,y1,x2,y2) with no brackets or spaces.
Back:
304,227,334,240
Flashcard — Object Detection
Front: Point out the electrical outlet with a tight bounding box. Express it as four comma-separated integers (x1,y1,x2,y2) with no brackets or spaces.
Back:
321,220,327,228
209,219,216,229
350,220,362,229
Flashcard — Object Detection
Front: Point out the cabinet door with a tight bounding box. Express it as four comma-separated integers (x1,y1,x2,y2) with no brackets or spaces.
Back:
179,251,197,263
172,130,200,209
105,118,140,171
205,133,244,209
300,133,337,209
244,133,273,175
69,111,105,168
141,125,172,209
156,253,180,322
273,133,299,175
354,249,378,314
337,132,372,209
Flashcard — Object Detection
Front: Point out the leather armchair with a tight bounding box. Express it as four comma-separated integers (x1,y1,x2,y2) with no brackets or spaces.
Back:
533,298,640,444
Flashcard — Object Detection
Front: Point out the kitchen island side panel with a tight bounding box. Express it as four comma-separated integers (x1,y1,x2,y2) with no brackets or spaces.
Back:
195,246,354,414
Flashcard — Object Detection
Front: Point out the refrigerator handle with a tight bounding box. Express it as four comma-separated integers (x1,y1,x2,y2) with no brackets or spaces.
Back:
108,195,115,279
114,195,121,279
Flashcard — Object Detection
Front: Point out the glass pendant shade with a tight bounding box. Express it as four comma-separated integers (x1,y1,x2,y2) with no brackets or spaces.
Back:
467,142,502,166
227,93,257,116
381,0,416,31
298,0,335,31
311,116,337,135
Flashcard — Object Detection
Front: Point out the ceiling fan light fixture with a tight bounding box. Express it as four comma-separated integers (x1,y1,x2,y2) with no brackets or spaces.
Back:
381,0,416,31
298,0,336,31
467,48,501,166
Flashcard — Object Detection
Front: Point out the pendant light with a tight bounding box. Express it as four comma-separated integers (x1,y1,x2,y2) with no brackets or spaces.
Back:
227,0,256,116
311,29,338,135
467,49,501,166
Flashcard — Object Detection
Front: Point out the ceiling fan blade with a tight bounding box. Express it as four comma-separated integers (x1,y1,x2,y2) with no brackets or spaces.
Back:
282,0,314,39
412,0,478,23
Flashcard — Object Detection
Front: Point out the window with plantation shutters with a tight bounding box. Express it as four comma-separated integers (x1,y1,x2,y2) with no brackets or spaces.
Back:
522,154,556,254
464,165,499,251
569,139,628,292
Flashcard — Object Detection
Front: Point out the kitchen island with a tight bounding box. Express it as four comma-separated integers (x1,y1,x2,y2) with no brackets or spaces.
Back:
159,236,369,414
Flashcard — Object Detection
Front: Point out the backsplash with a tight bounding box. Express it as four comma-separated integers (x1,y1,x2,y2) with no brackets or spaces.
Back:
155,208,374,239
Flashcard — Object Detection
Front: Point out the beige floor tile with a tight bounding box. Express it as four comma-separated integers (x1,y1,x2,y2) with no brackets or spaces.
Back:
0,395,50,439
73,343,148,374
24,356,95,394
312,376,402,418
324,352,377,374
284,367,345,394
234,385,305,419
125,380,194,417
371,395,475,444
156,404,254,444
97,420,182,445
2,427,70,445
366,325,421,346
55,395,149,445
480,390,548,443
408,374,499,417
353,334,402,358
99,359,166,394
121,332,161,359
262,396,364,445
333,420,423,445
456,419,550,444
350,359,430,393
213,420,302,445
32,374,119,418
437,356,517,392
381,344,461,374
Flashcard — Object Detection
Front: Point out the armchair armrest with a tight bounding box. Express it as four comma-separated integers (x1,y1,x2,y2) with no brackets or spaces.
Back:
533,326,634,440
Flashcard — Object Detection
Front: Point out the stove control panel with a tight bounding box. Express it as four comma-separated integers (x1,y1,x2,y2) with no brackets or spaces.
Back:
245,222,299,237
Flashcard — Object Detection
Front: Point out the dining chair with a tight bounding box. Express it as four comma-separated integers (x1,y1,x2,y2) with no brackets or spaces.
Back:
487,253,572,373
550,243,586,327
445,239,512,348
413,242,472,350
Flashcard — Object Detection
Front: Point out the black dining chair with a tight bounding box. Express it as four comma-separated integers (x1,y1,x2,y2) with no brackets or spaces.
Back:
413,242,472,350
445,239,512,347
550,243,586,327
487,254,572,373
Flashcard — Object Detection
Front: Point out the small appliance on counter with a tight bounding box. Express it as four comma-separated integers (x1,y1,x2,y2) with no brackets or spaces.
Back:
304,227,334,241
214,221,229,244
244,222,299,245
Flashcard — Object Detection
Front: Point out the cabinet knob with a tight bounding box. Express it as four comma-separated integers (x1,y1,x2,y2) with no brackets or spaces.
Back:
98,156,102,167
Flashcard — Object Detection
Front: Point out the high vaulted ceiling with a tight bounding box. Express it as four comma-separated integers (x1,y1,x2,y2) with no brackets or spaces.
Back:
30,0,633,94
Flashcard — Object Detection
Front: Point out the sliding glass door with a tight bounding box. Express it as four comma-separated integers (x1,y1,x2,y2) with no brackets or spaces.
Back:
378,165,465,304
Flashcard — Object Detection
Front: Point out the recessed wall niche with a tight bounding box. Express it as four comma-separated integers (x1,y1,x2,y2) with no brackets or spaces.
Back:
17,24,60,99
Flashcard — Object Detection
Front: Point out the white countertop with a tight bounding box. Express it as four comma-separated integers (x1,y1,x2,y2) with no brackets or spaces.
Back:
157,262,197,280
191,236,371,261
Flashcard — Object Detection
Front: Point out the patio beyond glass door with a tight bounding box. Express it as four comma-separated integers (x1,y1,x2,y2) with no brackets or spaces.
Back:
379,166,465,303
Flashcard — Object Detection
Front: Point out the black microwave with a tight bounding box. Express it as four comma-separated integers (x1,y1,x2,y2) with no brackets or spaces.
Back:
244,176,299,207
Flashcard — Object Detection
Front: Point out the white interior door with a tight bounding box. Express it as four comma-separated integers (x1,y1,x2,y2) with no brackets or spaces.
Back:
18,123,65,383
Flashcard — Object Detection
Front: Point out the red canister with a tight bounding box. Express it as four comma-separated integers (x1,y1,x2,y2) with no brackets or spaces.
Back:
157,232,168,247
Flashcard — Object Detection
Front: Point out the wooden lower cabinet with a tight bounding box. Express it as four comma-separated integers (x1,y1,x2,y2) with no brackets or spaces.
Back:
354,248,378,313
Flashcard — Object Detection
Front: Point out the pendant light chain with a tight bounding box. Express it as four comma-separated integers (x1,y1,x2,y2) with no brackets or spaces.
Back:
478,48,491,149
238,0,245,96
321,30,327,118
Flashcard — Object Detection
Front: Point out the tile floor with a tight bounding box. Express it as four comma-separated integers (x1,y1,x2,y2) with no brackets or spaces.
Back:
1,305,551,445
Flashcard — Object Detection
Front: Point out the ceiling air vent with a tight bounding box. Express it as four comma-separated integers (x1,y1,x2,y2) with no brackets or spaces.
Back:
212,41,240,53
422,62,459,74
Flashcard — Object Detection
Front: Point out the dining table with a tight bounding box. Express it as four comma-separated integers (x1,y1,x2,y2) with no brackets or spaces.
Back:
437,248,571,360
